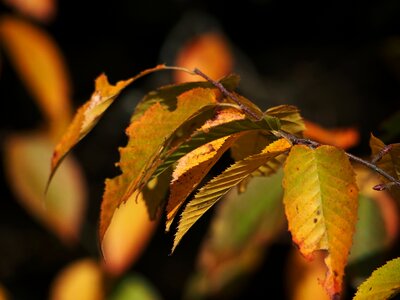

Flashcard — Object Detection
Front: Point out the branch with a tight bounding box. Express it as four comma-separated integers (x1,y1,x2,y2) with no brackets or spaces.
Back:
192,67,400,191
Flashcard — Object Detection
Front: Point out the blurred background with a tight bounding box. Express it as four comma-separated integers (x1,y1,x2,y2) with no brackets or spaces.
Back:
0,0,400,299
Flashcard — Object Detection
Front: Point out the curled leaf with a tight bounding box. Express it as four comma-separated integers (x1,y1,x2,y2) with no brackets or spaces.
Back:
283,145,358,298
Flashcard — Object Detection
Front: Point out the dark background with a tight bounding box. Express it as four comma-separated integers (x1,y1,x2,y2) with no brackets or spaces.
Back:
1,0,400,299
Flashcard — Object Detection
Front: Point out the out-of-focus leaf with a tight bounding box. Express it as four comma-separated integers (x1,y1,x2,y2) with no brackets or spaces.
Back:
166,108,245,231
283,145,358,298
172,138,291,253
3,132,86,244
174,32,233,84
347,167,399,288
109,273,162,300
3,0,56,23
353,257,400,300
100,87,218,243
286,250,330,300
369,133,400,200
0,15,71,137
0,284,9,300
185,170,285,299
49,259,104,300
265,105,305,136
48,65,167,186
303,120,360,150
101,175,169,276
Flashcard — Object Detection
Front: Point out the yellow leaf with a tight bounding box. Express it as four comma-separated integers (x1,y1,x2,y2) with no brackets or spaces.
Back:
100,87,218,242
167,135,239,231
174,32,233,84
3,132,87,244
172,138,291,252
265,105,305,135
353,257,400,300
49,259,104,300
4,0,56,23
283,145,358,298
48,64,166,186
370,134,400,182
101,191,159,277
304,120,360,150
0,16,71,137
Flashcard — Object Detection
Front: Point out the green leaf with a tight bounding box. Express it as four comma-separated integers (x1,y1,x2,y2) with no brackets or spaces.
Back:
353,257,400,300
171,138,291,253
283,145,359,298
265,104,305,135
109,274,162,300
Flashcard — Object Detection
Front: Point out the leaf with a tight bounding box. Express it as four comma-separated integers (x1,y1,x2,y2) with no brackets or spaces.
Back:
172,138,291,253
353,257,400,300
3,0,56,22
265,105,305,135
3,132,87,244
0,15,71,137
283,145,359,298
48,64,167,186
174,32,233,84
0,284,10,300
304,120,360,150
109,273,162,300
49,259,104,300
100,87,218,242
101,175,169,276
185,171,285,299
153,112,281,179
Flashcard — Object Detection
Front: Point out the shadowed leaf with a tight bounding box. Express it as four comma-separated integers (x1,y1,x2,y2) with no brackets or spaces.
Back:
172,138,291,253
109,274,162,300
265,105,305,135
283,145,358,298
353,257,400,300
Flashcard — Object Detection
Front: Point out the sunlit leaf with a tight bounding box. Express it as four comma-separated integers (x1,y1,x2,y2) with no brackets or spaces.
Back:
304,120,360,150
166,108,245,231
100,87,218,242
369,134,400,200
174,32,233,84
3,132,86,244
353,257,400,300
49,65,167,186
185,171,285,299
109,273,162,300
49,259,104,300
0,15,71,137
172,138,291,253
101,175,169,276
286,250,330,300
283,145,358,298
265,105,305,135
3,0,56,23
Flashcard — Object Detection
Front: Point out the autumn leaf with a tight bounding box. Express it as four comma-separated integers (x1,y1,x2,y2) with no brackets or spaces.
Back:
109,274,162,300
100,87,219,242
49,259,104,300
265,105,305,136
48,65,167,186
101,175,169,276
3,132,87,244
369,134,400,199
172,138,291,253
283,145,358,298
353,257,400,300
0,284,10,300
174,32,233,84
304,120,360,150
185,171,285,299
3,0,56,23
0,15,71,137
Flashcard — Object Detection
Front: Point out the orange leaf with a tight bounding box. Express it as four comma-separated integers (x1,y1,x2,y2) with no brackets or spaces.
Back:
174,32,233,84
4,0,56,23
49,259,104,300
3,132,87,244
303,120,359,150
100,87,218,242
101,192,159,277
0,15,71,137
